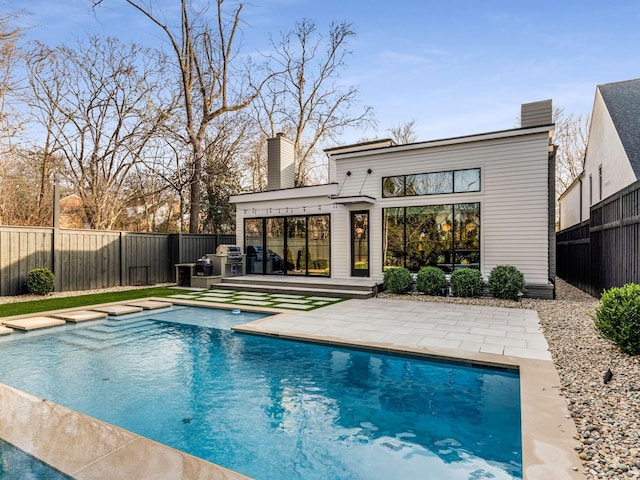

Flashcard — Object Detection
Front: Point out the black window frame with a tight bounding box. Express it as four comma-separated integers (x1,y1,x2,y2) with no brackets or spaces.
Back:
243,214,331,277
382,202,480,273
382,168,481,198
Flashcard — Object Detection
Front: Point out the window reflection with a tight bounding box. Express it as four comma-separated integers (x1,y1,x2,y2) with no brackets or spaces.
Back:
382,168,480,198
454,169,481,192
266,218,285,274
244,219,264,274
383,203,480,273
308,215,330,276
406,172,453,196
382,208,405,267
382,176,404,197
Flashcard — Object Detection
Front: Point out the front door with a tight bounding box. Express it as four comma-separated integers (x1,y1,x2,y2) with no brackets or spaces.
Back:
351,211,369,277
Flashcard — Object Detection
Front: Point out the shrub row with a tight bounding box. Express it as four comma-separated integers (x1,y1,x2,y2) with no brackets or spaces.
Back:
383,265,526,299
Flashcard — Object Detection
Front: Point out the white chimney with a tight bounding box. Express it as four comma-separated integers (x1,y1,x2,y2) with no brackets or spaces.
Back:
521,99,553,128
267,133,295,191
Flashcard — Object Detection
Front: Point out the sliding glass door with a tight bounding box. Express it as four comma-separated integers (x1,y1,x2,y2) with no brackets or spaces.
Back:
244,215,330,277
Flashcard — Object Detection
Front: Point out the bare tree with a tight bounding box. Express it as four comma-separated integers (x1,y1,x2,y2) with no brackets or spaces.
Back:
387,119,418,144
0,12,26,225
136,133,193,232
0,12,23,143
26,36,174,229
201,114,250,232
256,19,375,186
554,108,589,195
93,0,264,232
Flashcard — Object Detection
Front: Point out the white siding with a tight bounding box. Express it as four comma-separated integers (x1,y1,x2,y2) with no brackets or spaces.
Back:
559,180,582,229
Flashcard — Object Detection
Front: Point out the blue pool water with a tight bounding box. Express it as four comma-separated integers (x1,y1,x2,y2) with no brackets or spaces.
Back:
0,306,522,479
0,439,72,480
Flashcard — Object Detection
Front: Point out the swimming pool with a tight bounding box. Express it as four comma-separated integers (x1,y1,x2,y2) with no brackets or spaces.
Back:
0,306,522,479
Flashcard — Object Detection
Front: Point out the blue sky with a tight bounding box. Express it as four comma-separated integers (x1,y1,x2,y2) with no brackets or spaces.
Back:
9,0,640,144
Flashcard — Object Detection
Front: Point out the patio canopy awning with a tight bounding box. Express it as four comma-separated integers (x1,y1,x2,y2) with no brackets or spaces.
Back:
329,195,376,206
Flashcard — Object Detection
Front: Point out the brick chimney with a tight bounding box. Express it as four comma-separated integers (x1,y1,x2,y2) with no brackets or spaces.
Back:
521,99,553,127
267,133,295,190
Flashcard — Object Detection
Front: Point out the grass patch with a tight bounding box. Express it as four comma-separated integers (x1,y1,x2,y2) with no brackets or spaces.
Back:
0,287,192,318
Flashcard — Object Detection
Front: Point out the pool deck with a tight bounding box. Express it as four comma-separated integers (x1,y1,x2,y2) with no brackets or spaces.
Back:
0,296,583,480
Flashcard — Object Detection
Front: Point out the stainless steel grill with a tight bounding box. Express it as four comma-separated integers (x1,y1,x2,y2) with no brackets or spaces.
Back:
215,245,242,262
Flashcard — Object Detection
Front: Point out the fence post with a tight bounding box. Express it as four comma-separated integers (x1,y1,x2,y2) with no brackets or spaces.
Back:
52,178,61,292
119,231,126,286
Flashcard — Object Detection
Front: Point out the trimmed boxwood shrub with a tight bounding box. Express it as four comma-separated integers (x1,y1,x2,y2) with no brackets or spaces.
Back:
450,268,483,297
488,265,525,300
594,284,640,355
26,268,56,295
416,266,448,296
383,267,413,294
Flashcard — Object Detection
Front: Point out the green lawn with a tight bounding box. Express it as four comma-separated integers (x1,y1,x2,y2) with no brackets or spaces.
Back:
0,287,192,318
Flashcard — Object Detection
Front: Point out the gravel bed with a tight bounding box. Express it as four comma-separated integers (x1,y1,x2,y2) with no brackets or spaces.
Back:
380,279,640,480
2,280,638,478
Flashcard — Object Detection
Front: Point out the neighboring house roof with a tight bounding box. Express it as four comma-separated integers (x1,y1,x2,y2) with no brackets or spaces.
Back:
598,78,640,179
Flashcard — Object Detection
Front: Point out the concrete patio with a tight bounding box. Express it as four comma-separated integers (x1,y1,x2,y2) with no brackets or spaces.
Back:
234,297,551,361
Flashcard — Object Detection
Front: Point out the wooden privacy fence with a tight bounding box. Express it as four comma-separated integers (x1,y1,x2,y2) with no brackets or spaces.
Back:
556,179,640,297
0,227,235,296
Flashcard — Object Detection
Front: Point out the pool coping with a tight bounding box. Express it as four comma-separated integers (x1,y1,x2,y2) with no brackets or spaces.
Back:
0,297,583,480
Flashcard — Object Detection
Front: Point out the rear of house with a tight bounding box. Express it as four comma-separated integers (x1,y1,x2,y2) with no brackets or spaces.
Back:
231,101,556,298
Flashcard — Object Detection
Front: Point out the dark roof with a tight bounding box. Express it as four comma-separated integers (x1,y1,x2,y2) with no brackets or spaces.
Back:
598,78,640,179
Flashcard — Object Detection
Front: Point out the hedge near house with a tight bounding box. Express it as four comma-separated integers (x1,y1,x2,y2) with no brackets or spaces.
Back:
383,267,413,294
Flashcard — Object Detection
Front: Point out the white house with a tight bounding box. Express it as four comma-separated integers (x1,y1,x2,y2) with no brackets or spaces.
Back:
558,78,640,229
230,100,556,298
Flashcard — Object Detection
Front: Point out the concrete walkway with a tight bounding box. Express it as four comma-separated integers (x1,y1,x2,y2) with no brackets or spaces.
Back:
236,297,551,361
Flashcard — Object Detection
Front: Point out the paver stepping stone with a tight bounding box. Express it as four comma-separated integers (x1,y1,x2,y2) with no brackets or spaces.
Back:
234,294,277,301
168,294,198,299
233,299,274,306
273,303,315,310
270,298,310,304
125,300,173,310
89,305,144,316
196,296,232,302
270,294,306,299
208,289,236,294
231,291,268,297
0,326,13,335
306,297,340,302
51,310,108,323
2,316,65,331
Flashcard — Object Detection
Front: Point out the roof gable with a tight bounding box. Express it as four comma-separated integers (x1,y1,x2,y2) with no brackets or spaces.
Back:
598,78,640,178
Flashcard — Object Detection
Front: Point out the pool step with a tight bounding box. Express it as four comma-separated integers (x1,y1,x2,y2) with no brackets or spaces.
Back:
61,320,163,350
86,318,159,334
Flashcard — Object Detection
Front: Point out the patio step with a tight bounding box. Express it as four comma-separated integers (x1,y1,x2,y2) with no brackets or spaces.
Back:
217,278,378,299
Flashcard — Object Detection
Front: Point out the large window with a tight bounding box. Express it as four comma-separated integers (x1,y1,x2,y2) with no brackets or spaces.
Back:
244,215,330,276
383,203,480,273
383,168,480,198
